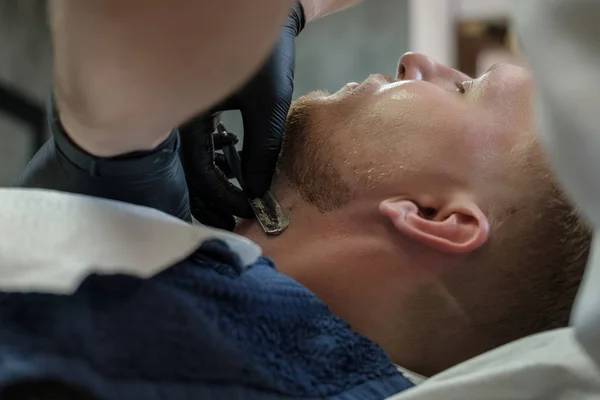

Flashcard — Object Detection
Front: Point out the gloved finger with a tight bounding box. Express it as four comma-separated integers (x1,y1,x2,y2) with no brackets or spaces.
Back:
179,120,253,219
214,153,235,179
240,100,290,198
213,131,239,151
197,157,253,219
288,1,307,36
178,120,227,226
187,187,236,231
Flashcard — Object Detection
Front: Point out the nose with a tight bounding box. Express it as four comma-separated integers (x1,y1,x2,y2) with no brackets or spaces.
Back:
396,52,471,86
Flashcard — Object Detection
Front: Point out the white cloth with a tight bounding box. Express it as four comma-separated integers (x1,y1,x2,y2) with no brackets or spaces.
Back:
513,0,600,367
0,188,261,294
386,328,600,400
396,366,426,386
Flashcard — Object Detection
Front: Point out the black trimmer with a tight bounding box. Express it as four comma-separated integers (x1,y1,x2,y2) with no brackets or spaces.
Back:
214,122,290,236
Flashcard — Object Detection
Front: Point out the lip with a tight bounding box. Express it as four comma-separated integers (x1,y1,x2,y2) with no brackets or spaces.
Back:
331,82,360,96
351,74,394,92
339,82,359,93
334,75,395,96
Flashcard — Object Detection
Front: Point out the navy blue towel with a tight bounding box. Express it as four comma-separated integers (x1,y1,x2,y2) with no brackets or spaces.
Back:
0,240,414,399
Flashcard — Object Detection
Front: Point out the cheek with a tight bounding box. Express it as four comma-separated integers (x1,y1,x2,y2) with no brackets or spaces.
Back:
368,99,470,163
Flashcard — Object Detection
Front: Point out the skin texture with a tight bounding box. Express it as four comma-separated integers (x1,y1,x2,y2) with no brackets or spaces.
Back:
237,52,588,376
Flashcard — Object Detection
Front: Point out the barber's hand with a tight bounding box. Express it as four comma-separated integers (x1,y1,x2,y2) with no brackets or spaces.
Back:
179,2,305,230
179,114,243,230
18,98,192,223
213,1,306,198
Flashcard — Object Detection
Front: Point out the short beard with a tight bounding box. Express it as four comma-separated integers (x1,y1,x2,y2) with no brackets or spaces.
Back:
275,91,353,212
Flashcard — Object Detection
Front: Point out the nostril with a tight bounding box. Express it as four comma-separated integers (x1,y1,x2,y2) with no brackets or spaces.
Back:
398,63,406,80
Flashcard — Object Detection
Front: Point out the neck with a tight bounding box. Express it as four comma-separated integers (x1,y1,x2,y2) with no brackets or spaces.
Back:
236,191,420,359
237,193,401,278
236,189,494,377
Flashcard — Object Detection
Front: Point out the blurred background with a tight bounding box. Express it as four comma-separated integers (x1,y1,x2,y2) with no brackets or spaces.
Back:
0,0,520,186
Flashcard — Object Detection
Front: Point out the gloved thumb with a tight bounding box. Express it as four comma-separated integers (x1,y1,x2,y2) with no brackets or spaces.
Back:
240,92,291,198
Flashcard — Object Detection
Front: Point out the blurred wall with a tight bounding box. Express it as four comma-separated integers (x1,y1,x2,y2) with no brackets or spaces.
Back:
223,0,410,142
294,0,409,96
0,1,51,185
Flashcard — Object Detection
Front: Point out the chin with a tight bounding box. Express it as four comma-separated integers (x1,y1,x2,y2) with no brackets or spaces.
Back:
287,91,325,130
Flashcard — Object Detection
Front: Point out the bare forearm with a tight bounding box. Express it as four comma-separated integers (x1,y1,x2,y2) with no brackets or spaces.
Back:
51,0,293,156
300,0,363,22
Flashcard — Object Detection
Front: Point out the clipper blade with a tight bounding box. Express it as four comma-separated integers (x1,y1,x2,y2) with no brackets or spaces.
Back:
249,191,289,236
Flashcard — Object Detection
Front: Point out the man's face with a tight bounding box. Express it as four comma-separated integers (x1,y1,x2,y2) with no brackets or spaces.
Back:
256,53,538,375
280,53,534,209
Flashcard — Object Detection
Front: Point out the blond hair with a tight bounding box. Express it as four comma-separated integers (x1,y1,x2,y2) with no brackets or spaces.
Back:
469,140,591,341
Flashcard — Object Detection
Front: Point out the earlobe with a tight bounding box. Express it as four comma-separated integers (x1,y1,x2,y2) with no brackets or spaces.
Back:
379,198,489,254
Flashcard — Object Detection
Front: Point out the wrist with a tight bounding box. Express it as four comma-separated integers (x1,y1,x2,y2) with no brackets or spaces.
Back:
53,94,171,157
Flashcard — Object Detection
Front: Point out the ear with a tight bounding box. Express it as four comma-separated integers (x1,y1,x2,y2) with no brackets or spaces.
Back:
379,198,489,254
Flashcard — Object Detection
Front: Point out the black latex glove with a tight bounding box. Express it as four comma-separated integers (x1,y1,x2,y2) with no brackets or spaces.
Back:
179,114,240,230
179,2,305,229
17,97,192,222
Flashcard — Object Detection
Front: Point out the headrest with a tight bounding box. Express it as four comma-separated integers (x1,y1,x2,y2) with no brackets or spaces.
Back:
513,0,600,366
572,237,600,365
